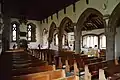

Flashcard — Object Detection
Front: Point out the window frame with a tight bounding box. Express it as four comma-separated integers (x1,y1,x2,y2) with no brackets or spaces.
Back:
11,21,20,42
99,33,106,49
82,34,98,48
54,33,58,46
27,23,36,42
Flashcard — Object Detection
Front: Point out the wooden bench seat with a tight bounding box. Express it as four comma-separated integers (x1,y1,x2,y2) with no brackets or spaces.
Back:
13,69,65,80
31,74,50,80
53,75,79,80
104,64,120,77
12,65,55,76
87,61,107,77
12,60,47,69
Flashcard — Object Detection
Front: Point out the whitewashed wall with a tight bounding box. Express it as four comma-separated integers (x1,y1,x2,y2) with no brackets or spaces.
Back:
10,18,42,49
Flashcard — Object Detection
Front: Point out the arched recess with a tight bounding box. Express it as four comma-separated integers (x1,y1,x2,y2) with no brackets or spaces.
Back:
58,17,73,51
76,8,105,54
107,2,120,60
48,22,57,48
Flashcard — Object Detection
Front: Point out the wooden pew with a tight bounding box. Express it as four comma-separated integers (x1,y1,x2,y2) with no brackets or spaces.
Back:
13,69,65,80
74,54,88,71
53,75,79,80
12,65,55,76
31,74,49,80
87,61,107,77
33,49,57,65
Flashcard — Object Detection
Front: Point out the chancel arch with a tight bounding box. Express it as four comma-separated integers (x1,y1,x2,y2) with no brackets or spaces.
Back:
107,2,120,60
76,8,106,54
48,22,57,48
58,17,74,51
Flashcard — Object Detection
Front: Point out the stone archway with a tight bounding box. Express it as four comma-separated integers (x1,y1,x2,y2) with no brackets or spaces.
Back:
58,17,73,51
48,22,57,48
76,8,105,54
107,2,120,60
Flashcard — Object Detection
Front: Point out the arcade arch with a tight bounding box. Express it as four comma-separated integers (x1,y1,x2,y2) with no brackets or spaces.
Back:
48,22,57,48
76,8,106,54
58,17,74,51
107,2,120,60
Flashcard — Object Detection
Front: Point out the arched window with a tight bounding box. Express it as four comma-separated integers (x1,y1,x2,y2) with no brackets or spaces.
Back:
27,25,32,41
54,33,58,46
11,21,19,42
62,35,65,46
82,35,98,48
12,24,17,41
100,34,106,49
54,34,66,46
27,23,36,42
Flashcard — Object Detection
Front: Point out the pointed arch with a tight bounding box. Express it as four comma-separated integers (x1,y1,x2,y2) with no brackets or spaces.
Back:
48,22,57,48
107,2,120,60
76,8,104,30
59,17,73,35
75,8,105,54
58,17,73,51
108,2,120,32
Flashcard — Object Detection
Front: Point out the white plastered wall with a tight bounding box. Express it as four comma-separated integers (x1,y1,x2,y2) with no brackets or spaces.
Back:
10,18,42,49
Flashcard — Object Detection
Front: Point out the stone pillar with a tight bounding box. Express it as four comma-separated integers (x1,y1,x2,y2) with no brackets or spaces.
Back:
74,25,82,54
106,32,115,60
58,34,62,51
105,18,115,60
115,27,120,59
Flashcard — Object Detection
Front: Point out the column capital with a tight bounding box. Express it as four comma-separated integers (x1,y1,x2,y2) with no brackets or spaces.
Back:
71,23,77,27
105,32,116,36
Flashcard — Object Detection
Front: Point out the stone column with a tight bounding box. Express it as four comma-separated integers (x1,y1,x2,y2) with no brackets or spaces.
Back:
105,18,115,60
74,25,82,54
106,32,115,60
58,33,62,51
